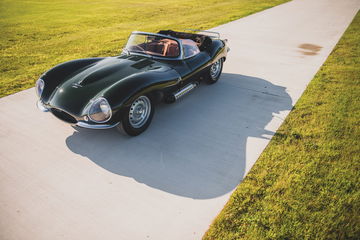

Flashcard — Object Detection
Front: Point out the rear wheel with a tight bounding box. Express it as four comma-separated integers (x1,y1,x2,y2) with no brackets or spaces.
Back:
206,58,223,84
117,95,154,136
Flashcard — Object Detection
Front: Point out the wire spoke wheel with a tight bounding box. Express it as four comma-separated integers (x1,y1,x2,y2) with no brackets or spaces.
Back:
128,96,151,128
210,59,222,80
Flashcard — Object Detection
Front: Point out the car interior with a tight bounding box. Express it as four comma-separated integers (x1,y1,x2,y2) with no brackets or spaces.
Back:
129,30,212,58
157,30,213,51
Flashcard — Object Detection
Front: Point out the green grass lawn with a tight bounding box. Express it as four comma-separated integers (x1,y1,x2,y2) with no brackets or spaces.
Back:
0,0,288,98
203,12,360,240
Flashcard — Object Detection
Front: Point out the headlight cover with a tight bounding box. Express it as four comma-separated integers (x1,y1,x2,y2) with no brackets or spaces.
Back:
35,78,45,97
88,97,112,123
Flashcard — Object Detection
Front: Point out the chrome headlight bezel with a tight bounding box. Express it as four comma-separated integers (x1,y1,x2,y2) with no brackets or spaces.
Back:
87,97,112,123
35,78,45,97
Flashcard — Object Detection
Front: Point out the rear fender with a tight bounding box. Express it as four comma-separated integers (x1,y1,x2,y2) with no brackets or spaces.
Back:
208,39,228,63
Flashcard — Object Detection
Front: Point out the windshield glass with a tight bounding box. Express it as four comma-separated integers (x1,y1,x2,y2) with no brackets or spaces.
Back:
125,33,180,58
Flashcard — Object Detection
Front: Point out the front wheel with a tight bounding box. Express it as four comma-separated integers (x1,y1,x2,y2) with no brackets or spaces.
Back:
206,58,223,84
117,95,154,136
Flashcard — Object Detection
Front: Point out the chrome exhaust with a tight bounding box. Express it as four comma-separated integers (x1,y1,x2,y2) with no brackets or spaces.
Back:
173,82,199,100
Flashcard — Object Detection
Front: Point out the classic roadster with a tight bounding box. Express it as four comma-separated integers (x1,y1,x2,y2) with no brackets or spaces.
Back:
36,30,229,136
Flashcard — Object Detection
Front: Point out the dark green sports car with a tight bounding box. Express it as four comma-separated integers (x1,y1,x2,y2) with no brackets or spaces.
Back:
36,30,229,136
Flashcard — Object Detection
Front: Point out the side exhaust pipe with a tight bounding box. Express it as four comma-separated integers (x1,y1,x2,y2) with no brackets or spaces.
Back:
166,82,199,103
173,82,199,100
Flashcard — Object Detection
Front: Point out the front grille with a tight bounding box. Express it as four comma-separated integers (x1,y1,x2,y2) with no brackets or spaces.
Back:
51,108,77,124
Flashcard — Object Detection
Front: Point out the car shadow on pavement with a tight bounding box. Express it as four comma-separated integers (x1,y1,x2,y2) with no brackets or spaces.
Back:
65,73,292,199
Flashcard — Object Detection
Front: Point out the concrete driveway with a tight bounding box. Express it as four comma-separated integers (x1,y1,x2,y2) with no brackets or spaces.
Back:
1,0,359,239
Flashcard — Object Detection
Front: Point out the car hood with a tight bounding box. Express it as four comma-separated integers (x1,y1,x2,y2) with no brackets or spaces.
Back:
48,55,170,116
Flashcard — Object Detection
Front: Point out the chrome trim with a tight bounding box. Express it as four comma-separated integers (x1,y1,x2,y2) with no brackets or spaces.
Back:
183,29,220,38
35,78,45,97
131,31,181,43
125,31,185,60
76,121,120,129
37,100,49,112
87,97,112,123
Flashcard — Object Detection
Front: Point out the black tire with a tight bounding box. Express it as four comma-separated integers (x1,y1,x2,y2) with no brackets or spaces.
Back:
117,95,154,136
206,58,223,84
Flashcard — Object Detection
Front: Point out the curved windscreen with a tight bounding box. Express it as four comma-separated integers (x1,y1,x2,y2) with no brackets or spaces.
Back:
125,33,180,58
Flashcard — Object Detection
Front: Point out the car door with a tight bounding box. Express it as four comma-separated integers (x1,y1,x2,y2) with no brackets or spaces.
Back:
161,39,211,87
181,38,211,84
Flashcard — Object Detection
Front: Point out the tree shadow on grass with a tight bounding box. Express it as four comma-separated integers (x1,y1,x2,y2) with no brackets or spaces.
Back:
65,73,292,199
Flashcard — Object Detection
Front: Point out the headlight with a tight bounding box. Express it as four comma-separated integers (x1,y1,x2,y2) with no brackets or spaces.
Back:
88,97,112,123
35,79,45,97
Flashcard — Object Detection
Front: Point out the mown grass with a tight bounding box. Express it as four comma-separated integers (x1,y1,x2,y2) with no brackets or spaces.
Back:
203,12,360,240
0,0,288,98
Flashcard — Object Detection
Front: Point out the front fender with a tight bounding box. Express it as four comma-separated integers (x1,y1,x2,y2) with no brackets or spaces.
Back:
103,67,180,120
40,58,104,102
